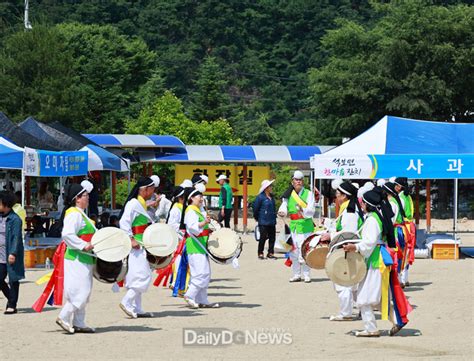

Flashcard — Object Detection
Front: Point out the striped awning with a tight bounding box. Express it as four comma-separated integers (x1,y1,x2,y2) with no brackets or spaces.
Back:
137,145,333,163
83,134,185,148
80,144,129,172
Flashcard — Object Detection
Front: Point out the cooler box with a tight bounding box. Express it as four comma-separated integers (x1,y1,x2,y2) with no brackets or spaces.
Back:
426,235,460,260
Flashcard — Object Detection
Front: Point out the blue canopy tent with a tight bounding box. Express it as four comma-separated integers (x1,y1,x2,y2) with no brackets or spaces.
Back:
311,115,474,233
0,136,23,169
313,115,473,157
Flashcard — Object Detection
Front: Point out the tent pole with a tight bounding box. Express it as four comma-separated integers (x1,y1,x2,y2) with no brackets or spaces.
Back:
319,179,322,223
21,171,25,207
127,170,131,194
453,178,458,237
109,171,113,210
323,195,328,218
243,164,248,234
233,196,239,231
426,180,431,233
415,180,420,225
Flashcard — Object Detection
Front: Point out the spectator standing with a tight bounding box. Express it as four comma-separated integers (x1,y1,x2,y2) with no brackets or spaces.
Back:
217,175,233,228
253,180,277,260
0,191,25,314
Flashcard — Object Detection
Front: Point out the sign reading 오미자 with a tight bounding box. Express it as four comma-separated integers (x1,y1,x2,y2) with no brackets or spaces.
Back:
175,165,271,196
23,147,89,177
310,154,474,179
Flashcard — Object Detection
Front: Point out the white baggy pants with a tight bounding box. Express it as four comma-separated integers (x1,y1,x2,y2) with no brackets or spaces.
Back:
290,232,312,278
184,254,211,305
122,247,151,313
356,268,381,332
58,258,93,328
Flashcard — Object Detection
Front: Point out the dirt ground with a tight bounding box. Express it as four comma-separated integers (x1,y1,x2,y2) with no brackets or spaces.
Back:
1,220,473,360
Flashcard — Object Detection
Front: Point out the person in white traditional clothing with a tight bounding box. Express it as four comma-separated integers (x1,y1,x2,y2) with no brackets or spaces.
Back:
181,188,219,309
56,180,96,334
167,186,185,232
278,170,315,283
321,180,363,321
342,189,398,337
119,177,155,319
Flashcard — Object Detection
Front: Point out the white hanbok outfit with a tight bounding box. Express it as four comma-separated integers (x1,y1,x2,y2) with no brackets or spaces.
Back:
120,198,153,314
183,209,211,305
355,214,383,332
278,190,315,279
58,207,96,328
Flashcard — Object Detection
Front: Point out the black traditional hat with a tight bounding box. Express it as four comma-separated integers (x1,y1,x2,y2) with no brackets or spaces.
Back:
362,190,382,208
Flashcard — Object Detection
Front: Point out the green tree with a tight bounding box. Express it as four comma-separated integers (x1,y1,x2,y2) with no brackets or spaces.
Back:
57,22,157,132
308,2,474,143
126,91,239,145
187,56,231,121
103,178,136,208
134,69,166,111
0,25,77,123
230,112,278,145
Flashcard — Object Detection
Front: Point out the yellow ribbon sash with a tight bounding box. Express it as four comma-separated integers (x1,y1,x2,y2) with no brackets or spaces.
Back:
291,190,307,209
138,195,147,211
185,204,203,217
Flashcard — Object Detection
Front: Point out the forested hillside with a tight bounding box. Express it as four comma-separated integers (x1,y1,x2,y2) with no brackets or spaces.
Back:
0,1,472,145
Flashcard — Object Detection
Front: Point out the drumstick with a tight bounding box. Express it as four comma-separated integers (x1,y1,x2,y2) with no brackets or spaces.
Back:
78,250,98,258
91,232,124,246
142,243,169,249
94,244,130,253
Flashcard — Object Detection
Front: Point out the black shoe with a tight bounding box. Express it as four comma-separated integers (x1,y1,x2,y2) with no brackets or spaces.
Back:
73,326,96,334
267,254,277,260
4,308,17,314
258,254,265,260
389,324,404,336
136,312,154,318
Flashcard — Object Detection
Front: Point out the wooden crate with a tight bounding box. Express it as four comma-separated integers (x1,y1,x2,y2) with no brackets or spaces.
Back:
432,243,459,260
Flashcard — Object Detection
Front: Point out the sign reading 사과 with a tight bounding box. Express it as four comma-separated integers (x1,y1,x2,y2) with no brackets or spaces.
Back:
311,154,474,179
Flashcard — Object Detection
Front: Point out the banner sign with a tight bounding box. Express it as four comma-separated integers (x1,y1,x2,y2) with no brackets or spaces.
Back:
175,164,271,196
310,154,474,179
24,147,88,177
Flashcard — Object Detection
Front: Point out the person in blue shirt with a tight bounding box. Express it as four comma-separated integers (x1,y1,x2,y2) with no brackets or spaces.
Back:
0,191,24,314
253,180,277,260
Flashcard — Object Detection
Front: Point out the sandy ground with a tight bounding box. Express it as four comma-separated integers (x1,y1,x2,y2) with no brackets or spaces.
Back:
1,226,473,360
